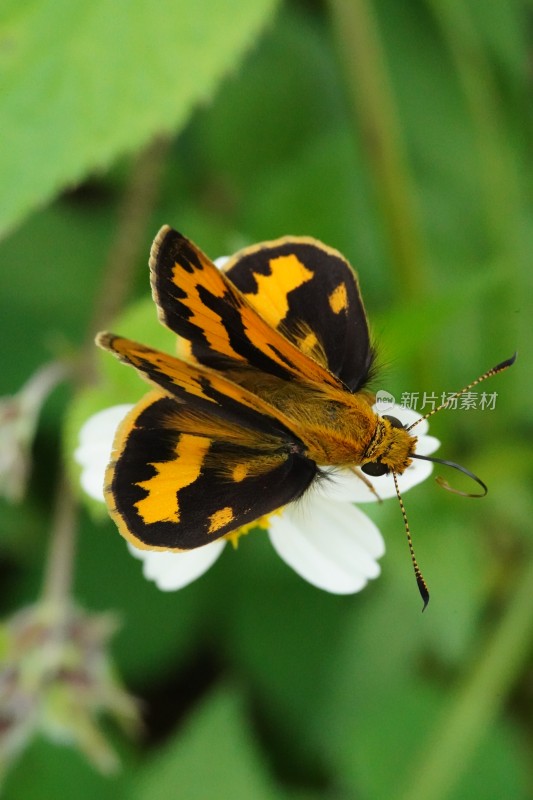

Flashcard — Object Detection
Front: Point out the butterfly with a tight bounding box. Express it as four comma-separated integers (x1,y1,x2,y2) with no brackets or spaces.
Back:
97,227,515,607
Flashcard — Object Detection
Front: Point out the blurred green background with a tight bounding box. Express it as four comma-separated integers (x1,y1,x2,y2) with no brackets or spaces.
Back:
0,0,532,798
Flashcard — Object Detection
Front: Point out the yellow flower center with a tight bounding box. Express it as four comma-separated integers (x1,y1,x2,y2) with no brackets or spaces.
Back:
224,509,282,549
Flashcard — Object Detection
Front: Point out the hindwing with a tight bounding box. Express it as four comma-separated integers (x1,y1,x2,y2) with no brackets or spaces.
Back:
106,391,317,551
221,237,375,391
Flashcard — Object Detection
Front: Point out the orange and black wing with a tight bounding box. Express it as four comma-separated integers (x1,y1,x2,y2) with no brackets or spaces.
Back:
96,333,307,441
97,336,317,551
221,236,375,392
149,227,343,390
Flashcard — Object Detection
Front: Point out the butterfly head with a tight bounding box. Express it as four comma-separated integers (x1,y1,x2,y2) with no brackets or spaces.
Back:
359,353,516,610
361,414,416,478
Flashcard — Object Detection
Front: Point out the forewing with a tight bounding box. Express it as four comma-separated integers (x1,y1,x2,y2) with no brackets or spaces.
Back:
149,226,341,389
96,333,305,442
107,392,317,550
222,237,375,391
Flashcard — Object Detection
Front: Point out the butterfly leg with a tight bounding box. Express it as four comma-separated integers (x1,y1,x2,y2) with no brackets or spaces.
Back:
349,466,383,503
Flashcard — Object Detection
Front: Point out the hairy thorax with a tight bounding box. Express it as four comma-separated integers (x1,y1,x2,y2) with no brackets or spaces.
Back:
225,368,417,472
288,392,417,472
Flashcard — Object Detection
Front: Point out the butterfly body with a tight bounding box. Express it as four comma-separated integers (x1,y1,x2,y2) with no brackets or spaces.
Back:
220,371,416,470
97,227,417,551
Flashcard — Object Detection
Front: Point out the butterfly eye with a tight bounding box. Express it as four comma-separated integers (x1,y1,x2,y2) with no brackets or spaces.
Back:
382,415,405,429
361,460,389,477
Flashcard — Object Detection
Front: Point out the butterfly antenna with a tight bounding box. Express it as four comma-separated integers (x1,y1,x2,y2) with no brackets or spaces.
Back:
392,471,429,611
406,354,515,497
406,353,516,433
411,453,488,497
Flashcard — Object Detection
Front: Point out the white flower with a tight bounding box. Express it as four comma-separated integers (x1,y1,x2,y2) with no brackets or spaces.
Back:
75,403,439,595
75,405,134,501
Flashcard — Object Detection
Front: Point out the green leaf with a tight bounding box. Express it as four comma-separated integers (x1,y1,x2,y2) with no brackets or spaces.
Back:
217,535,352,784
3,736,130,800
0,0,280,236
321,579,530,799
126,686,283,800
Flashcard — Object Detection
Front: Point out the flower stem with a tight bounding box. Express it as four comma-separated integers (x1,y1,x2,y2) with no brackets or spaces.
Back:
41,466,78,606
19,361,69,415
87,136,171,343
399,553,533,800
327,0,428,299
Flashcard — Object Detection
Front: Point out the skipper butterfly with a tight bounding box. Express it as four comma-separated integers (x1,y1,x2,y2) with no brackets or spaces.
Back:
97,227,515,607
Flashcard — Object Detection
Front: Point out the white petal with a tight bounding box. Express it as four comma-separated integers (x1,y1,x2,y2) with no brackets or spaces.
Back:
74,405,133,501
76,405,133,449
127,540,225,591
415,434,440,456
214,256,230,270
373,403,429,435
394,457,434,492
79,462,107,502
268,496,384,595
314,469,383,503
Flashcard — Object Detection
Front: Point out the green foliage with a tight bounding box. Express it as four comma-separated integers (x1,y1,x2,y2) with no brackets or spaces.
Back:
0,0,280,236
1,0,532,798
125,687,284,800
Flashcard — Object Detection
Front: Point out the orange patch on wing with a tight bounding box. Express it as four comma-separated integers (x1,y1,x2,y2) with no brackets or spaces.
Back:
232,463,249,482
134,434,210,524
243,254,313,327
169,258,241,361
208,506,235,533
297,330,319,357
329,282,348,314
